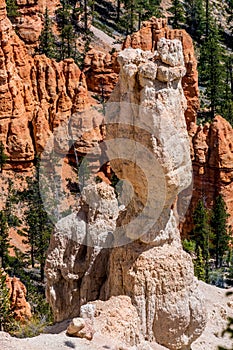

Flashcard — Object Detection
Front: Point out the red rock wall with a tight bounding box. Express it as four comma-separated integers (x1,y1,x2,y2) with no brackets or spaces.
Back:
13,0,59,54
0,2,232,237
0,0,89,171
182,116,233,235
83,50,120,97
5,273,32,322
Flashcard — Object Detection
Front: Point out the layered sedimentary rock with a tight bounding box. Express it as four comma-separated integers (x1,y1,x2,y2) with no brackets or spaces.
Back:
0,0,89,170
84,18,198,131
45,182,119,321
46,39,207,350
123,17,199,130
14,0,59,54
182,116,233,234
5,273,32,322
119,17,233,234
83,50,120,97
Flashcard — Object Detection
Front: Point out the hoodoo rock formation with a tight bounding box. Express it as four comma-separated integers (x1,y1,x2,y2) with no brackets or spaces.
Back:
123,18,199,131
84,18,199,131
119,17,233,233
83,50,120,97
46,38,207,349
183,116,233,234
0,0,89,171
14,0,59,54
5,273,32,322
0,0,232,231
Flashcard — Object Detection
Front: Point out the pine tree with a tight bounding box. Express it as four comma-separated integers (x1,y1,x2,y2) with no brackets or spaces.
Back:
168,0,185,29
0,142,8,173
0,210,10,269
0,269,14,332
116,0,121,21
194,246,206,281
38,8,56,59
5,179,20,228
56,0,79,62
0,180,20,269
205,0,210,37
142,0,162,20
6,0,20,22
191,199,212,282
198,21,226,118
120,0,162,33
18,159,54,281
220,55,233,125
184,0,205,40
211,195,230,268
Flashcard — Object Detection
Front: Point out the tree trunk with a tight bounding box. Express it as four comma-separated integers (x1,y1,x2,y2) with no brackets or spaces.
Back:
138,11,141,30
117,0,120,21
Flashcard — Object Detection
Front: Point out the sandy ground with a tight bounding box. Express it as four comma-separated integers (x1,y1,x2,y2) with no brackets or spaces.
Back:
0,282,232,350
191,282,233,350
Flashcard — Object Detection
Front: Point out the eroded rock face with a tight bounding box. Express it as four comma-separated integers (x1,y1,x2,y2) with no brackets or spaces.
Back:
182,116,233,235
104,244,206,350
46,39,207,350
83,49,120,97
5,274,32,322
14,0,59,54
123,17,199,130
84,18,198,131
102,42,206,350
0,0,89,170
79,296,143,346
45,182,119,322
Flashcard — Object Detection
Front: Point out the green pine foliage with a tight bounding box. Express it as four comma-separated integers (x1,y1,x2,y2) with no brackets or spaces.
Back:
136,0,162,25
184,0,205,40
38,1,88,65
38,8,57,59
198,21,227,118
0,210,10,269
118,0,162,34
56,0,77,61
6,0,20,22
196,0,233,124
191,199,212,282
186,195,231,285
0,269,15,332
194,246,206,281
0,180,21,269
220,55,233,125
18,159,54,281
211,195,230,268
5,179,20,229
55,0,85,65
168,0,185,29
0,142,8,174
182,238,196,253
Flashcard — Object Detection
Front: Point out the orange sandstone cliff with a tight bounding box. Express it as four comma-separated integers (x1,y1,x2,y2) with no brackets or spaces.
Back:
0,1,232,241
0,0,89,171
5,273,32,322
